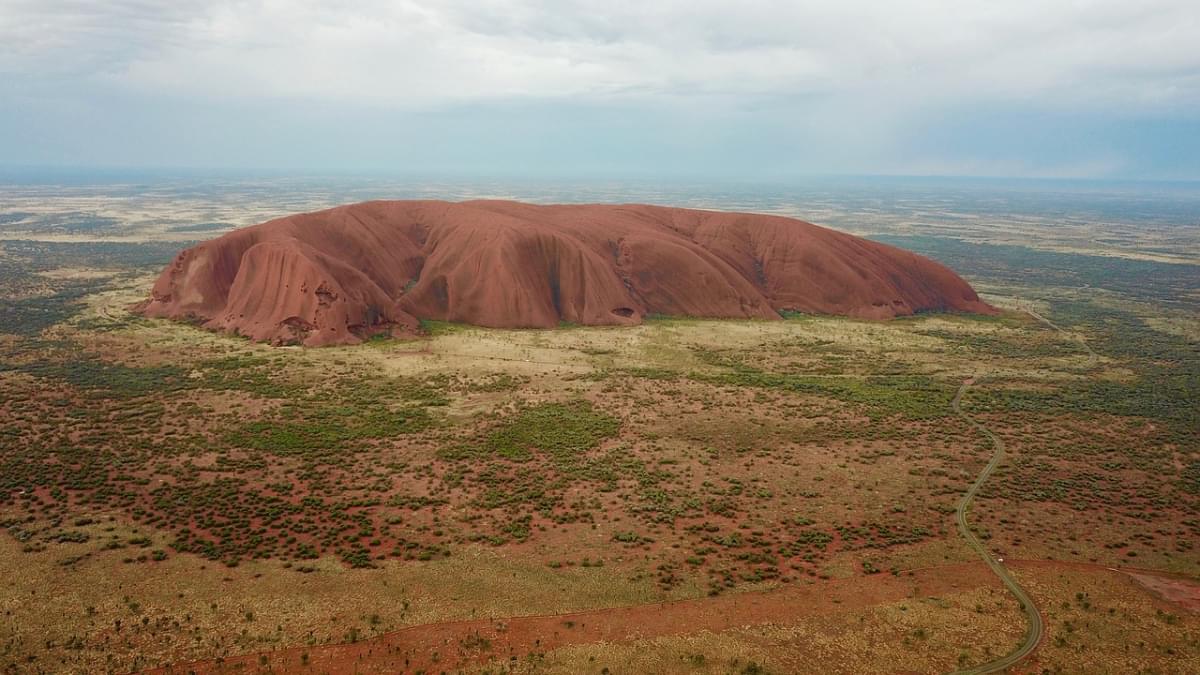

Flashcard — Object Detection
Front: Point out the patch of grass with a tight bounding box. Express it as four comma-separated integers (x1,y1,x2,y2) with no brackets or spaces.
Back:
687,348,952,420
418,319,468,336
7,358,190,398
975,299,1199,432
443,400,619,462
224,406,431,457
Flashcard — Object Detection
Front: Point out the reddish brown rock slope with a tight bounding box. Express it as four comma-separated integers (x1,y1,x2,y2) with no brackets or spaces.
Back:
138,200,994,346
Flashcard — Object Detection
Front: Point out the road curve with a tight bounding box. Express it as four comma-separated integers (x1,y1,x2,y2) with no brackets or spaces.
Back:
947,307,1097,673
946,378,1045,674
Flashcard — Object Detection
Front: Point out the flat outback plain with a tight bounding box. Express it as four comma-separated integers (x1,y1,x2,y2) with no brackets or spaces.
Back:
1,178,1198,674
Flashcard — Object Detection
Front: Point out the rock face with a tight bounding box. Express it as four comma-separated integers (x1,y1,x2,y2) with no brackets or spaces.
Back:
139,200,995,346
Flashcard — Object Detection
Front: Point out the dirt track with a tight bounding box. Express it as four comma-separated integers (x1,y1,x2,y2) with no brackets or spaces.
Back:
141,559,1199,675
147,561,997,674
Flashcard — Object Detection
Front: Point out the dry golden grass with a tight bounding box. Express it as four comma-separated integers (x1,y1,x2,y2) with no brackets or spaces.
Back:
473,584,1025,674
2,273,1194,673
473,565,1200,675
0,533,697,673
1017,566,1200,674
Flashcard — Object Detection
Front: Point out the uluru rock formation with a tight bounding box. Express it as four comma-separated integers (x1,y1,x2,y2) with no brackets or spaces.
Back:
139,200,995,346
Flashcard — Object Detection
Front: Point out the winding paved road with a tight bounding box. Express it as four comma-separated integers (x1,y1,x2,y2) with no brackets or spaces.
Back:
947,308,1097,673
947,378,1045,674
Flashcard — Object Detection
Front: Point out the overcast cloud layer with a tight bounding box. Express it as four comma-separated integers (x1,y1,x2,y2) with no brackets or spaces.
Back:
2,0,1199,178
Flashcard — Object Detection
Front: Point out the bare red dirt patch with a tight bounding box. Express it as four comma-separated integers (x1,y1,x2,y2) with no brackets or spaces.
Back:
148,562,1005,674
144,560,1196,674
1127,572,1200,613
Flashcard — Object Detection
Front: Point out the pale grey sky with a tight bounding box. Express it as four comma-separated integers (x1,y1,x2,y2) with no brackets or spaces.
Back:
2,0,1198,178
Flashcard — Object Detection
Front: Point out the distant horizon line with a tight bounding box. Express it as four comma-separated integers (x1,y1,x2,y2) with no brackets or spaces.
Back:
1,164,1198,187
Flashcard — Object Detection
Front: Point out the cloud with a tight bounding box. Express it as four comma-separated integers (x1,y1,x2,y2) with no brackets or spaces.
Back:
3,0,1197,111
1,1,1197,177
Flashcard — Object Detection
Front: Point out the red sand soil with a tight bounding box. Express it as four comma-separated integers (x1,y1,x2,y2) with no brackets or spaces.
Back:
1127,572,1200,613
146,562,1002,675
142,561,1194,675
138,200,995,346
